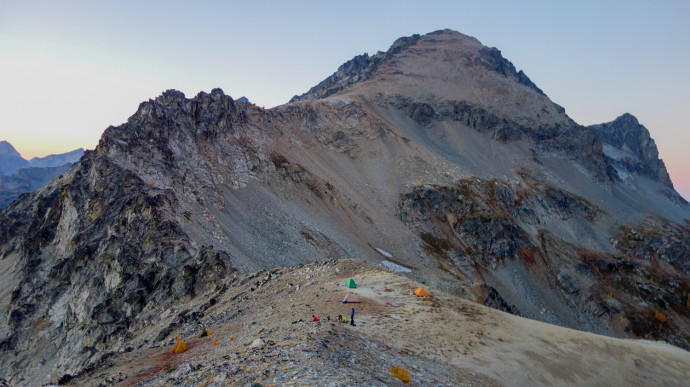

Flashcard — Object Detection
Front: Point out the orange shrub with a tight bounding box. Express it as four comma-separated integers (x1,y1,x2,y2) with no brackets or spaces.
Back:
390,365,411,383
654,310,667,324
172,336,187,354
212,339,220,346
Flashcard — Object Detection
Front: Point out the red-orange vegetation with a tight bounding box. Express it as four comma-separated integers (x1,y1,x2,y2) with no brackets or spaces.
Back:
655,310,667,324
171,336,187,354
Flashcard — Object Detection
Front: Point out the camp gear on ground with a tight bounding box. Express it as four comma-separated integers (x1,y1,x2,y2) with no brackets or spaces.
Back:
342,292,361,303
345,278,357,288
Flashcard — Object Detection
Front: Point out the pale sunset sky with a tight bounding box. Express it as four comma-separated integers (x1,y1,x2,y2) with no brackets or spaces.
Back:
1,1,688,199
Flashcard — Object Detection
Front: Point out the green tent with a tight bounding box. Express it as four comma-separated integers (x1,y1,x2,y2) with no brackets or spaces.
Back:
345,278,356,288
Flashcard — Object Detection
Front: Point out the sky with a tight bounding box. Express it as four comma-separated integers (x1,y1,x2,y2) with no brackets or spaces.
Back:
0,1,688,199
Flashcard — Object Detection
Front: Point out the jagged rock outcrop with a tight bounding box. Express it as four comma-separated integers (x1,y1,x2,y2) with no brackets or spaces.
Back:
397,178,605,322
476,46,546,96
1,29,689,385
589,113,673,188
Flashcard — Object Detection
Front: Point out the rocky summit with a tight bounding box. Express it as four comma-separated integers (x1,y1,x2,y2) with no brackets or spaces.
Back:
1,29,689,386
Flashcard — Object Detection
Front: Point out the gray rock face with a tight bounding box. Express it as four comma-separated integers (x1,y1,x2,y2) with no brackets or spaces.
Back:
398,178,601,266
0,150,235,383
589,113,673,188
477,47,545,95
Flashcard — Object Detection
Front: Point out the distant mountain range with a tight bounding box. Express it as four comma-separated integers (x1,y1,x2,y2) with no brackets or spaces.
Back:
0,141,84,207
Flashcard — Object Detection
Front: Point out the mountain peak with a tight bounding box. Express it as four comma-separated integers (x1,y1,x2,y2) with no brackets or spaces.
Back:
290,29,562,129
290,29,487,103
615,112,639,125
0,140,28,176
0,140,22,157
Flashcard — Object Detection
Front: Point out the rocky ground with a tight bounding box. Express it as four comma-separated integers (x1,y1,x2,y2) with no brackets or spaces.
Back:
64,259,689,386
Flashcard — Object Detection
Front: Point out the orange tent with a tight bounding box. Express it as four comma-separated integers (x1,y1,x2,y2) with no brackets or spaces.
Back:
414,287,429,297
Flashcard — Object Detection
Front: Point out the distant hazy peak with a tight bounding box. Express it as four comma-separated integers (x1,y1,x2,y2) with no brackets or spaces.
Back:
28,148,85,168
0,140,22,157
0,140,28,177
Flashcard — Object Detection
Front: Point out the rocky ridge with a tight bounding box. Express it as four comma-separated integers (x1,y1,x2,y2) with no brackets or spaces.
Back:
61,260,690,386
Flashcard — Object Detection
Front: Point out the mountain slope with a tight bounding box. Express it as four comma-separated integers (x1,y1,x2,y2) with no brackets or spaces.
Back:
1,29,689,384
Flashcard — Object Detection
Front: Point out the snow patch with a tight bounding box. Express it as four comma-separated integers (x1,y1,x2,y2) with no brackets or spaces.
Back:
381,260,412,273
375,248,393,258
603,143,635,161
